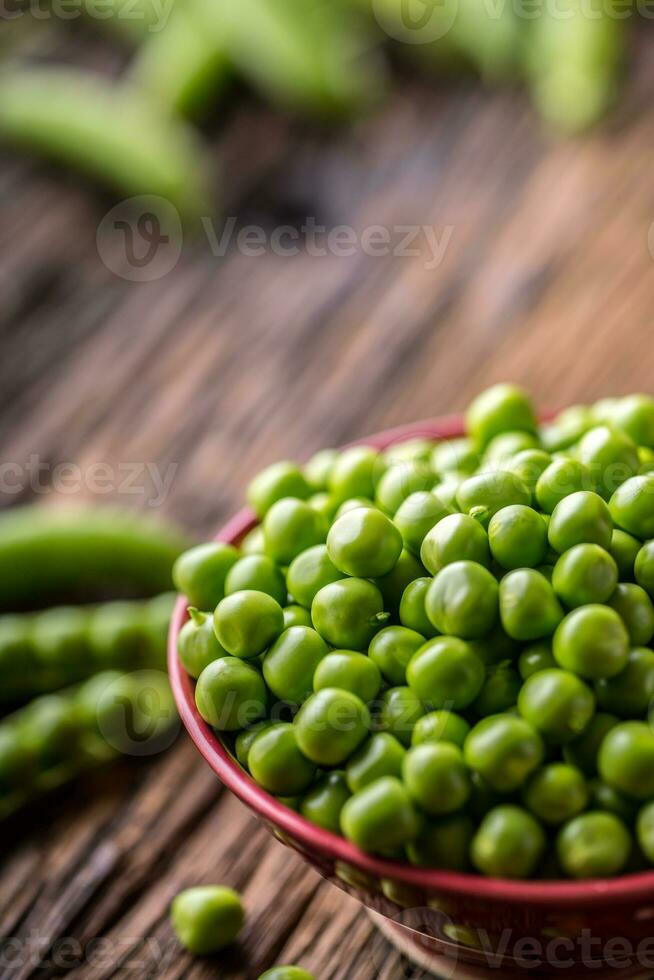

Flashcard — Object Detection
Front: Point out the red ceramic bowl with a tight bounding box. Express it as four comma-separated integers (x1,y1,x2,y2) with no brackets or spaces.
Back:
169,417,654,980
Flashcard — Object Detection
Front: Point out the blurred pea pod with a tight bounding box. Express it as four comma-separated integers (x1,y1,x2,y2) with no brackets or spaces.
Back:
0,67,212,216
0,670,177,820
525,0,624,131
0,593,175,705
130,0,232,118
189,0,387,117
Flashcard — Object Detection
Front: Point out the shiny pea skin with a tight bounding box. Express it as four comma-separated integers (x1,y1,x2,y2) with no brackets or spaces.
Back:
311,578,387,650
346,732,406,792
214,590,284,660
247,461,312,518
609,529,641,580
328,446,380,504
472,665,521,716
304,448,339,491
551,544,618,609
313,651,381,702
609,394,654,449
636,800,654,863
406,813,474,870
607,584,654,645
518,643,556,680
577,425,639,499
399,578,439,637
263,498,326,565
282,605,313,629
225,554,287,605
456,470,531,519
327,507,402,578
471,804,545,879
464,714,544,792
523,763,588,825
556,812,631,879
499,569,564,641
402,742,471,816
300,771,351,833
518,668,595,744
420,513,491,574
488,505,548,570
235,720,273,768
294,688,369,766
249,723,316,796
394,491,453,556
374,548,424,617
173,542,239,610
425,561,499,639
411,710,471,748
375,460,434,515
553,605,629,679
263,626,329,704
286,544,344,609
465,383,537,451
407,637,485,711
599,722,654,800
548,491,613,554
170,885,244,954
195,657,267,731
504,449,552,495
535,458,595,514
377,686,426,747
609,475,654,540
340,776,419,853
178,608,227,679
368,626,425,687
595,647,654,717
635,541,654,598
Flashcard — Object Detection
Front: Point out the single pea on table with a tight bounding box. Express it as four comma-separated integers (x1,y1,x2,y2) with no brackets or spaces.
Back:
175,383,654,883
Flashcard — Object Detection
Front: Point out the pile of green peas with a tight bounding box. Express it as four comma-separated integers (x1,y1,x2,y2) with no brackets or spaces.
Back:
176,384,654,881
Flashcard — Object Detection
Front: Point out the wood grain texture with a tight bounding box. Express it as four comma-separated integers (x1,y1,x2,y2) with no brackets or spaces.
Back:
1,24,654,979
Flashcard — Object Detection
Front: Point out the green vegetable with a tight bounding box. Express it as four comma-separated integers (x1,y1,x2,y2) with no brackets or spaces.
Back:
471,805,545,879
248,723,316,795
311,578,387,650
214,590,284,660
171,885,244,954
556,812,631,879
263,627,329,704
195,657,267,730
327,507,402,578
340,776,418,853
425,561,499,639
294,688,369,766
301,771,351,833
518,668,595,744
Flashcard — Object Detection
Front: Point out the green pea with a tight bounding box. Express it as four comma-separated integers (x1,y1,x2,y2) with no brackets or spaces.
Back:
311,578,387,650
195,657,267,731
346,732,406,792
407,637,485,711
488,505,548,570
394,491,453,556
286,544,344,609
294,688,369,766
635,541,654,598
178,608,228,679
258,969,315,980
607,584,654,646
518,668,595,744
377,686,426,747
247,461,312,518
471,804,545,879
313,651,381,703
282,605,313,629
464,714,544,792
577,425,639,499
385,438,435,466
374,548,424,617
300,771,350,834
599,722,654,800
248,723,316,796
304,448,339,491
403,742,471,816
556,813,631,879
466,383,537,451
263,498,326,565
541,405,593,453
411,710,471,749
499,569,564,641
399,578,439,637
548,491,613,554
609,394,654,449
432,437,479,477
636,800,654,863
214,590,284,660
553,605,629,679
425,561,498,639
588,779,637,822
596,647,654,718
340,776,419,853
420,513,491,574
563,712,618,776
375,460,434,515
518,643,556,680
406,813,474,870
173,542,239,610
535,457,595,514
504,448,552,495
333,497,376,519
327,507,402,578
225,555,287,606
484,431,540,463
308,492,336,521
263,626,329,705
551,544,618,608
609,529,641,579
368,626,425,687
235,720,273,768
523,763,588,825
472,665,521,717
241,526,265,555
329,446,380,504
610,475,654,540
457,470,531,519
467,624,520,667
170,885,244,955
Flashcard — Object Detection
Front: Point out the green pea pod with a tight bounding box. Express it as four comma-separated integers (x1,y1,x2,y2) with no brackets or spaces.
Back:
130,2,231,118
192,0,387,117
0,594,175,704
0,670,177,820
0,67,212,216
526,0,624,131
0,505,190,611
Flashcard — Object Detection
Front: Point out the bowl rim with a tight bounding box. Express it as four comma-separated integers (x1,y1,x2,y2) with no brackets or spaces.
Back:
168,414,654,908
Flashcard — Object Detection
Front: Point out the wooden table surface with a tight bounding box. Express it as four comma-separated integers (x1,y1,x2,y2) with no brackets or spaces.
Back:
2,24,654,980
